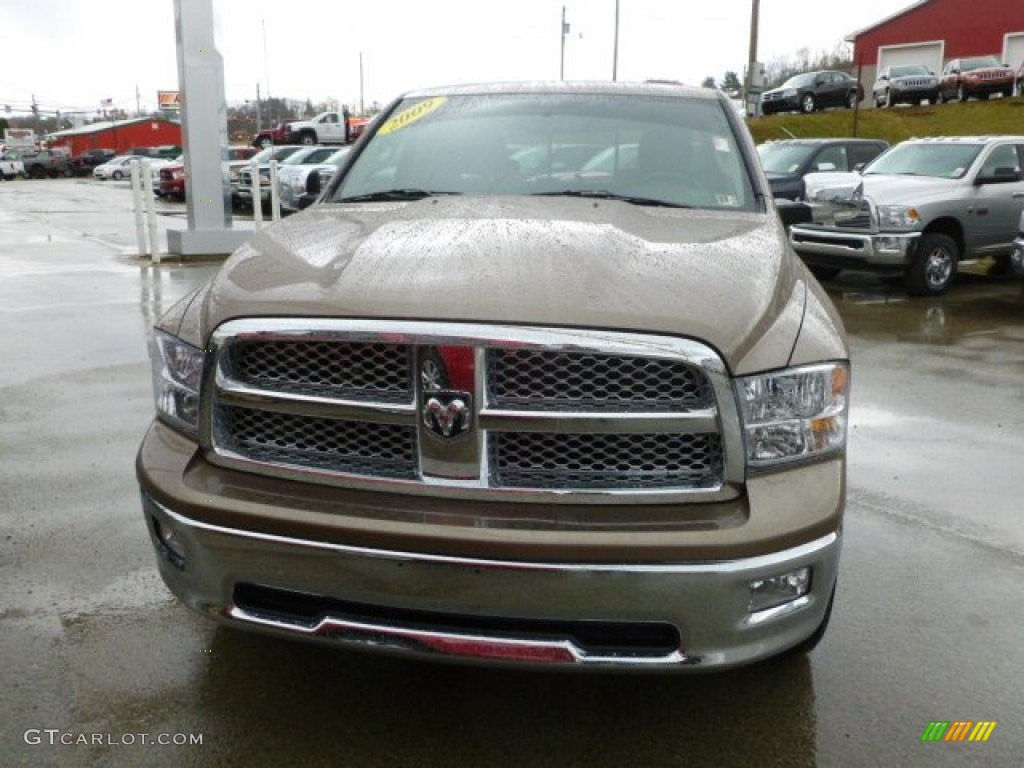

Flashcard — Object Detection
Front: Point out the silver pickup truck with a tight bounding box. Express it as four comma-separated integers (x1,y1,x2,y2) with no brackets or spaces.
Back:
789,136,1024,295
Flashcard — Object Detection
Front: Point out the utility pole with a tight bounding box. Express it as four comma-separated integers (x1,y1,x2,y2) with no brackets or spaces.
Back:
560,7,567,80
612,0,620,81
746,0,760,114
359,52,365,115
262,18,272,126
256,83,262,132
136,85,141,117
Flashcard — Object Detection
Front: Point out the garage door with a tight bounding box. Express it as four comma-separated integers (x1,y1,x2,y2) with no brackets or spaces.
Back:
1004,33,1024,70
878,41,944,76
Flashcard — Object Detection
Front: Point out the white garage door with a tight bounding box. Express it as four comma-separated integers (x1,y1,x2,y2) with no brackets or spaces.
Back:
878,41,944,76
1004,33,1024,69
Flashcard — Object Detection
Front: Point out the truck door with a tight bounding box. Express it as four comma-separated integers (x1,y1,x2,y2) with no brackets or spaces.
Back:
969,143,1024,253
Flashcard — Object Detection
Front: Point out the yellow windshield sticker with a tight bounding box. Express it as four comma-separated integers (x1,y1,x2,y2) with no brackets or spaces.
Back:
378,97,448,135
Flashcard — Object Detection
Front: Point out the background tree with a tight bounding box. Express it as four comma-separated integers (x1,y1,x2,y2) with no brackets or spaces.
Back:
701,76,717,89
721,71,742,95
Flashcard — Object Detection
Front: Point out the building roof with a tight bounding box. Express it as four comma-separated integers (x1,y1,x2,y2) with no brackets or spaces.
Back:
48,117,181,138
845,0,931,42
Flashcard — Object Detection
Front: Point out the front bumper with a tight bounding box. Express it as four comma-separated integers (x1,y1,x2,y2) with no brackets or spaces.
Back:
963,78,1015,97
789,225,919,269
137,421,844,670
890,84,938,102
761,97,799,114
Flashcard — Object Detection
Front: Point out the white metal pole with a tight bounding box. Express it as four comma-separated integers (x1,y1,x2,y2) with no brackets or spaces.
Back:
269,159,280,222
250,158,263,228
129,160,147,256
142,160,161,263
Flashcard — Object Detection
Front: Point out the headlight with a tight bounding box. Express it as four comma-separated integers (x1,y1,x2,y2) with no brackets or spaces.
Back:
877,205,920,229
290,176,306,193
150,330,205,437
736,362,850,468
782,89,797,97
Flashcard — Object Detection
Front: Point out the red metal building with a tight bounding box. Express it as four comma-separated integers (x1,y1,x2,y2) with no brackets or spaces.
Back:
47,117,182,156
847,0,1024,102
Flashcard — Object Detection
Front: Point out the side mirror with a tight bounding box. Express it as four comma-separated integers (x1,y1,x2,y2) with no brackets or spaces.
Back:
879,75,889,81
853,163,866,173
975,167,1020,185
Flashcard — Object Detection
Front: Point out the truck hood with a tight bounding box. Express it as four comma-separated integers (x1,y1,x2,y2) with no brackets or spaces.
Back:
198,196,805,372
805,171,956,205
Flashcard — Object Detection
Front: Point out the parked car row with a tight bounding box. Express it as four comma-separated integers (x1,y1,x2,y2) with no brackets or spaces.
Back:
153,143,350,215
764,57,1024,115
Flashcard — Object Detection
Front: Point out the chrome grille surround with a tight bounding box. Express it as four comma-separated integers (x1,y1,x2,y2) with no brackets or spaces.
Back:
202,319,744,504
831,198,874,230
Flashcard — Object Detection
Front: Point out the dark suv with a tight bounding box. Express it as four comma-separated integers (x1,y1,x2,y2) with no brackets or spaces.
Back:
756,138,889,200
69,148,116,176
761,70,864,115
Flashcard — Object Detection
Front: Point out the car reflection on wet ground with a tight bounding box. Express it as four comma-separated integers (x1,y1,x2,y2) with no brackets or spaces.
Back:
1,181,1022,767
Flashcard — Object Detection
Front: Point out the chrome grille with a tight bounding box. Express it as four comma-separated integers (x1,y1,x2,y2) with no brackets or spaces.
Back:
204,319,742,504
231,339,411,401
832,201,872,229
217,406,418,479
491,432,722,490
487,349,712,411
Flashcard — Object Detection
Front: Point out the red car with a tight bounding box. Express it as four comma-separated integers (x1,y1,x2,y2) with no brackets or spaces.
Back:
938,56,1016,102
158,146,257,200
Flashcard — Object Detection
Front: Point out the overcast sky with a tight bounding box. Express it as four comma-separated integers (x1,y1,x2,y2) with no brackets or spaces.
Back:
3,0,912,117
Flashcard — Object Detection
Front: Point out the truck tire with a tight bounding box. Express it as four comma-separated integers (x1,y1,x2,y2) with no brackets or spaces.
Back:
906,232,958,296
259,137,273,149
299,130,317,146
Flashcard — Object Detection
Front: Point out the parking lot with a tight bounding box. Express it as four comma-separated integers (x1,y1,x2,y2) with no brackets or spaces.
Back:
2,177,1023,766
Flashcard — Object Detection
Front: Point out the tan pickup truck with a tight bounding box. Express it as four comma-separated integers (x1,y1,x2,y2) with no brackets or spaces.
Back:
137,82,850,670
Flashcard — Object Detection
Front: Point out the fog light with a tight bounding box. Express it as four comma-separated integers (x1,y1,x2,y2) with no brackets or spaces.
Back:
152,516,186,570
749,567,810,613
876,237,904,253
1010,246,1024,274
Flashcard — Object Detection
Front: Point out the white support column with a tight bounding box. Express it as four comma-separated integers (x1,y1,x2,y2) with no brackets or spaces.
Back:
167,0,251,257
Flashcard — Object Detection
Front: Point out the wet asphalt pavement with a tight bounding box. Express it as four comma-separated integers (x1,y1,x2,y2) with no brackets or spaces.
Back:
2,179,1023,767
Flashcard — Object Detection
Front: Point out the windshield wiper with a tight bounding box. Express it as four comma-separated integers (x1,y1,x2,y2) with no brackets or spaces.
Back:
532,190,692,208
338,189,460,202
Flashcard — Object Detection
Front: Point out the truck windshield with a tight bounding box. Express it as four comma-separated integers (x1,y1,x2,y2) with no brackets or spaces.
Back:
333,92,756,211
756,143,816,174
862,143,983,179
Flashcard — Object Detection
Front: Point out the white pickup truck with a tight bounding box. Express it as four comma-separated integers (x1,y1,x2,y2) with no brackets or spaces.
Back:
286,111,350,145
1,155,25,180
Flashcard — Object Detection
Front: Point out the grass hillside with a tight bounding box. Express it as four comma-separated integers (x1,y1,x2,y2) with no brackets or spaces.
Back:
746,95,1024,145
